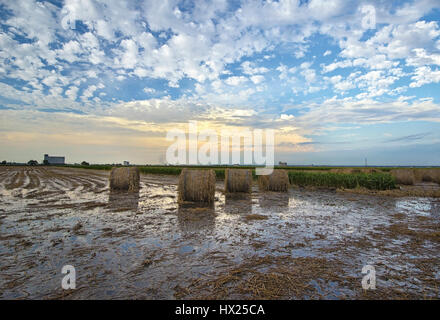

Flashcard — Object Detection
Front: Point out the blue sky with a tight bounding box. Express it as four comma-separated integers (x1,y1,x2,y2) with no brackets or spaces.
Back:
0,0,440,165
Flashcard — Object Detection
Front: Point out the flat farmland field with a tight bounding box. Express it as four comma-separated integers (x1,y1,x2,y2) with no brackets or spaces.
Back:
0,166,439,299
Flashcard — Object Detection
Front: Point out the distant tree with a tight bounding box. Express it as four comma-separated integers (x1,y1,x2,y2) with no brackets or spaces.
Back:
28,160,38,166
1,160,6,165
81,161,90,166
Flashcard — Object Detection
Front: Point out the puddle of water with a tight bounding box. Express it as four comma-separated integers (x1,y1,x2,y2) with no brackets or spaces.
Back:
395,198,435,216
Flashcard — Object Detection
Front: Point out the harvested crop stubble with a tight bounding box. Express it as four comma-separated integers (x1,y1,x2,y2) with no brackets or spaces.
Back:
175,255,348,299
178,169,216,204
109,167,140,192
224,169,252,193
258,169,289,192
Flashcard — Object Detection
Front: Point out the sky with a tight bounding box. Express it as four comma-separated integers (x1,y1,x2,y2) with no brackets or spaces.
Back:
0,0,440,166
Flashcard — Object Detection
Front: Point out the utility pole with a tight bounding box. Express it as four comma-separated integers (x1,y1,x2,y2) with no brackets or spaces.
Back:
365,158,368,167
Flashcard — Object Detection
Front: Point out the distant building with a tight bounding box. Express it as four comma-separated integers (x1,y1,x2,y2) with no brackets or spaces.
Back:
44,154,65,165
123,161,130,166
279,161,287,166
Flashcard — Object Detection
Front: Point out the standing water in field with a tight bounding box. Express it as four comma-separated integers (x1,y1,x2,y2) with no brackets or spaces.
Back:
0,167,439,299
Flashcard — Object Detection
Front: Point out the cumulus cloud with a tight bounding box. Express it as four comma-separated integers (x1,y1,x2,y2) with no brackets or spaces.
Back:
250,75,265,84
241,61,269,75
65,86,79,100
410,66,440,87
1,0,439,99
224,76,248,86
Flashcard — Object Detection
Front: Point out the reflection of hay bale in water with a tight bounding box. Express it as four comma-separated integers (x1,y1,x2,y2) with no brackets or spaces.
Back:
177,206,216,234
224,194,252,214
390,169,415,185
178,169,215,204
109,167,140,192
258,192,289,209
258,169,289,192
224,169,252,193
108,190,139,211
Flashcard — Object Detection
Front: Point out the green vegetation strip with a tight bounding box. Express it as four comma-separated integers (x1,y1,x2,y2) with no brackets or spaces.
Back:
64,164,396,190
288,170,396,190
140,167,256,179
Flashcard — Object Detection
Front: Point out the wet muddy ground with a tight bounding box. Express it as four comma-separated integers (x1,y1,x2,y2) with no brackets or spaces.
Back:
0,166,439,299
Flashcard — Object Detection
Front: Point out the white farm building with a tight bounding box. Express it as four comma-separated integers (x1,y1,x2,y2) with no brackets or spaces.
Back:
44,154,65,165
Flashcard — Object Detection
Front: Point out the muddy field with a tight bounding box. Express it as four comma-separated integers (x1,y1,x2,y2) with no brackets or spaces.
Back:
0,166,439,299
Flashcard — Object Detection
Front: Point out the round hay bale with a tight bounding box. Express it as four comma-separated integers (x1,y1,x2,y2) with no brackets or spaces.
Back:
414,169,427,183
390,169,415,185
178,169,216,204
417,169,440,184
224,169,252,193
109,167,140,192
431,169,440,184
258,169,289,192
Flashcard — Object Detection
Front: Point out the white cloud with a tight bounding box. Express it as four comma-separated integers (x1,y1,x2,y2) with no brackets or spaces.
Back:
406,48,440,67
134,68,149,78
410,66,440,87
57,41,82,63
280,114,295,121
81,85,98,101
95,19,114,40
65,86,79,100
118,39,138,69
300,62,312,69
327,75,355,92
289,96,440,130
301,68,316,83
250,75,265,84
143,87,156,94
1,0,438,103
322,60,353,73
241,61,269,75
277,64,298,80
225,76,248,86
